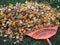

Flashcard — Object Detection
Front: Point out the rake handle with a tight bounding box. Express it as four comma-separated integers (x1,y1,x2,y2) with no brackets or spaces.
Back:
46,39,52,45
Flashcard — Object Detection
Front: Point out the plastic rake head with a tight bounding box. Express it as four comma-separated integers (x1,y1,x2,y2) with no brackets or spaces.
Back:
24,25,58,45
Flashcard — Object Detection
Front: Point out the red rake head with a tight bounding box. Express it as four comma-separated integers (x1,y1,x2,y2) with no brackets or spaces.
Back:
24,25,58,45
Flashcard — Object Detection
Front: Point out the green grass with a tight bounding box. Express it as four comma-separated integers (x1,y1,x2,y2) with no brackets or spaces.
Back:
0,0,60,45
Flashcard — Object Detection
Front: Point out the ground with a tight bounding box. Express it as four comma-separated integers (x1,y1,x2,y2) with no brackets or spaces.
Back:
0,0,60,45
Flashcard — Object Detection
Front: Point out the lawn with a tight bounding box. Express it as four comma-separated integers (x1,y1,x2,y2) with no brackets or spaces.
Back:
0,0,60,45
